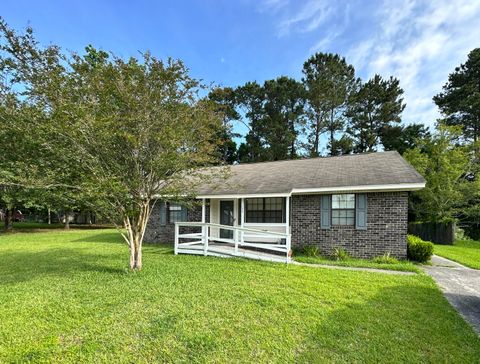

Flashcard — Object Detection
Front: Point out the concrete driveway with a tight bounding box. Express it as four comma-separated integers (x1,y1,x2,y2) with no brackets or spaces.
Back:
423,255,480,335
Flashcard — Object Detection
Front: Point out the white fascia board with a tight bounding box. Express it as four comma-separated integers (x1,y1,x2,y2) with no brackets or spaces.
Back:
291,183,425,195
195,192,291,199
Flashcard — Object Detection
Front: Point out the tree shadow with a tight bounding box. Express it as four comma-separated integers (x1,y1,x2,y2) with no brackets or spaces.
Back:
297,284,480,362
0,247,126,286
71,231,124,244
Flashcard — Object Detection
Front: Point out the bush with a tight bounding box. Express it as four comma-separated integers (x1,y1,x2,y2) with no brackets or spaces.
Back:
372,252,399,264
407,235,434,262
302,246,321,257
332,248,350,261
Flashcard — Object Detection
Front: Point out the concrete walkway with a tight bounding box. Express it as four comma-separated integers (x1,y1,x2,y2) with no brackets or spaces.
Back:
423,255,480,335
291,260,416,275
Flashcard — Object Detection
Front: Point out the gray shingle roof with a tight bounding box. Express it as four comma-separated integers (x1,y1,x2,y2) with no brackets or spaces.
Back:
195,151,425,196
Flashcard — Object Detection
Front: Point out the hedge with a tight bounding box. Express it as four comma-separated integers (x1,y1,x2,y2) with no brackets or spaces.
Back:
407,235,434,262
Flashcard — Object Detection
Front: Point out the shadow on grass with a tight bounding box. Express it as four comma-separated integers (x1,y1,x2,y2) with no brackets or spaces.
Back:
297,284,480,362
71,231,125,244
0,247,127,285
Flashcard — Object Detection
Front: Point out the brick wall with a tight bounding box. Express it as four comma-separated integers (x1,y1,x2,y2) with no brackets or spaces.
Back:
144,200,209,243
291,192,408,259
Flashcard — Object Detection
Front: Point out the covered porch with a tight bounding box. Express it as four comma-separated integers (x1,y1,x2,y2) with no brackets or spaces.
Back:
174,195,292,263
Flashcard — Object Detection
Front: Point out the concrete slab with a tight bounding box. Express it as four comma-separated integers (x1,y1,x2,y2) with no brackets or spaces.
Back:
423,255,480,335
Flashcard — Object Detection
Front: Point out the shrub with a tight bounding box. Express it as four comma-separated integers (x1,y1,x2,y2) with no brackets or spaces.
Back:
302,246,321,257
372,252,399,264
332,247,350,261
407,235,434,262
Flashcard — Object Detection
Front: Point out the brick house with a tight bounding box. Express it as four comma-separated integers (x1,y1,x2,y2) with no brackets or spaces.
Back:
145,151,425,261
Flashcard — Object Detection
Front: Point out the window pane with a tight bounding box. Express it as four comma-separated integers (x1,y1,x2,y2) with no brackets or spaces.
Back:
169,204,185,223
245,197,285,223
332,195,340,209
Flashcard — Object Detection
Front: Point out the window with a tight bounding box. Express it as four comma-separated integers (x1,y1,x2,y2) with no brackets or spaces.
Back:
169,204,186,223
331,194,355,226
245,197,285,223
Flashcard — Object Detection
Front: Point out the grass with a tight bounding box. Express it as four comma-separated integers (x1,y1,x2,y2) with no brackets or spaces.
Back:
434,239,480,269
294,254,421,273
0,230,479,363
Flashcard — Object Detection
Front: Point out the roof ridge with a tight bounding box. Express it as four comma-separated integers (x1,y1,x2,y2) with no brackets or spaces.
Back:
229,150,398,168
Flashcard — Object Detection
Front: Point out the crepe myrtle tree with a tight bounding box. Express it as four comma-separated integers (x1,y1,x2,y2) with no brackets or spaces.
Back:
61,51,226,270
0,20,226,270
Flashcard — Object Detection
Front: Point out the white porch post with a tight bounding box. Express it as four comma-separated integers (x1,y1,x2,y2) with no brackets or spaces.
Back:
240,198,245,245
174,223,179,255
285,196,290,235
286,196,291,263
201,198,208,255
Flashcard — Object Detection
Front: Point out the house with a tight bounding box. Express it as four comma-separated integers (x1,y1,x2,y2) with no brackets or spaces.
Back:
144,151,425,262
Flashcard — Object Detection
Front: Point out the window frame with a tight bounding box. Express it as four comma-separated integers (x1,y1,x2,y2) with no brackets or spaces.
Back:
168,203,186,223
245,197,285,224
331,194,355,227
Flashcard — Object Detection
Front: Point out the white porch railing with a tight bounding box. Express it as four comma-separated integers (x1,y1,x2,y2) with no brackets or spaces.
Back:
174,222,292,263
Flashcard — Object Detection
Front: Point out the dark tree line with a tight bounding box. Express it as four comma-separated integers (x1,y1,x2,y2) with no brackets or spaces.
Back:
210,52,420,163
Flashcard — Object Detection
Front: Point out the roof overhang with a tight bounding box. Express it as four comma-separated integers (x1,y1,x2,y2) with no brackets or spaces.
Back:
194,182,425,199
290,182,426,195
195,192,291,199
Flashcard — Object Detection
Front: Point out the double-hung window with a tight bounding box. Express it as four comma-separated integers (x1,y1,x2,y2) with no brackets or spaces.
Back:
245,197,285,223
331,194,355,226
169,204,186,223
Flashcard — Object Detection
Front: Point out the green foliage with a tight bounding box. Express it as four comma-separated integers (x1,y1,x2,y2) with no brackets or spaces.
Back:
407,235,434,262
0,20,225,268
301,245,321,257
434,48,480,144
1,229,479,362
404,125,473,222
346,74,405,153
332,247,351,261
235,77,305,162
302,52,359,156
372,252,400,265
380,123,431,155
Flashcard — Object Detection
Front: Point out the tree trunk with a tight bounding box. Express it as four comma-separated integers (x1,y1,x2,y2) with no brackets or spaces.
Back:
129,233,143,270
64,211,70,230
4,209,13,232
124,202,152,271
47,208,51,225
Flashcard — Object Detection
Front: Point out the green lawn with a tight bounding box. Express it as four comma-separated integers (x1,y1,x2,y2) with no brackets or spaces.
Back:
434,239,480,269
0,230,479,363
294,255,421,273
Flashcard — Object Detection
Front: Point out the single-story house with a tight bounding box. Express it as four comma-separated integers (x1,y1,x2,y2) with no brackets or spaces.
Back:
144,151,425,261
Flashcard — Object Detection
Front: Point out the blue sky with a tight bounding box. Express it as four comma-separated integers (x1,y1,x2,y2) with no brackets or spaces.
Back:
3,0,480,139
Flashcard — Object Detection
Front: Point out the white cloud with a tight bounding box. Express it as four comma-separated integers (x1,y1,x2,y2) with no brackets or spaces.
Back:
347,0,480,126
277,1,332,36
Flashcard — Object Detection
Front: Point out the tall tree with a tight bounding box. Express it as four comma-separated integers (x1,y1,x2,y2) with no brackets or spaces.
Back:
208,87,240,164
0,21,224,270
380,123,430,155
260,77,305,160
302,53,359,156
235,81,266,162
434,48,480,145
347,75,405,152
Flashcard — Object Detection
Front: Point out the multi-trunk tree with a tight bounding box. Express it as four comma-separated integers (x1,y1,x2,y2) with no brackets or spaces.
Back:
0,20,225,270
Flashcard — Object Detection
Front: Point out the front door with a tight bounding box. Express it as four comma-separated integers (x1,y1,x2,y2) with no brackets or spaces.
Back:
220,200,234,239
